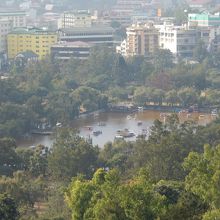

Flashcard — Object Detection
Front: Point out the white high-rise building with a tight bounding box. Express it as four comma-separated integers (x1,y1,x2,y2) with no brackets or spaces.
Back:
157,21,197,57
116,40,127,56
58,10,92,29
0,10,26,28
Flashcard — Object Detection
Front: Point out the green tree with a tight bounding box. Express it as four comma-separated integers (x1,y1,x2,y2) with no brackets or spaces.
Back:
165,90,179,106
183,144,220,210
0,194,19,220
65,168,163,220
0,138,21,176
193,40,209,62
153,49,173,72
48,129,99,181
177,87,198,107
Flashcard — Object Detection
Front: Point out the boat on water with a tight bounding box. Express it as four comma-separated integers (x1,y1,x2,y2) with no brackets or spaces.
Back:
93,112,99,118
56,122,62,128
137,121,143,126
115,135,124,140
84,126,93,131
116,129,135,138
93,130,102,136
211,109,218,117
138,106,144,112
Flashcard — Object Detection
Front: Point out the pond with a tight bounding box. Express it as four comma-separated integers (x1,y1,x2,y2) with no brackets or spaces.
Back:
17,110,214,148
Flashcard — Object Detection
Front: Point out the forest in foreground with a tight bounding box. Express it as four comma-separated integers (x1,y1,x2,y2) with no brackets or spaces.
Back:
1,115,220,219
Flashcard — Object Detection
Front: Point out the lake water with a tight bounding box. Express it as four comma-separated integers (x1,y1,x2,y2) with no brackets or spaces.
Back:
17,110,214,148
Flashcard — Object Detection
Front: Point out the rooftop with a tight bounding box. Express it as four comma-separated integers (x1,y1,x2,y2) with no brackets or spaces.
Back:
0,9,26,15
9,27,57,35
60,26,114,34
52,41,93,48
16,50,38,59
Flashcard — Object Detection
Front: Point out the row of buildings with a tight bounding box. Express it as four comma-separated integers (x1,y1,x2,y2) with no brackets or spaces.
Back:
116,12,220,57
2,0,220,70
0,9,115,69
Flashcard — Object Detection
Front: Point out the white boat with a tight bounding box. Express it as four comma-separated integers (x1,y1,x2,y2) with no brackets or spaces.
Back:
211,109,218,117
56,122,62,127
115,135,124,140
116,129,135,138
137,121,143,126
138,106,144,112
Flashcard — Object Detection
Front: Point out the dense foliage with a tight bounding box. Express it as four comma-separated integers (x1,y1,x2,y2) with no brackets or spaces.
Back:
0,115,220,219
2,47,220,138
2,47,220,219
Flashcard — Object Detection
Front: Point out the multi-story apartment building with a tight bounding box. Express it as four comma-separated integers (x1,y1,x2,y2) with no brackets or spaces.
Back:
110,0,161,26
157,21,197,57
7,27,58,60
59,26,114,46
126,23,159,56
0,18,12,52
58,10,92,29
0,10,26,28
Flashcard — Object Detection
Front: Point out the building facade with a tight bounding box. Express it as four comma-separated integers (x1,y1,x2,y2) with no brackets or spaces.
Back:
116,40,127,56
58,10,92,29
0,10,26,28
126,23,159,56
59,26,114,46
7,27,57,60
188,13,220,27
51,41,92,60
157,22,197,57
0,18,12,52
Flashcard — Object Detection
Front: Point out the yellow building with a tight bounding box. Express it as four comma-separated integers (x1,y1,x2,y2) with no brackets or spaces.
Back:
7,27,58,60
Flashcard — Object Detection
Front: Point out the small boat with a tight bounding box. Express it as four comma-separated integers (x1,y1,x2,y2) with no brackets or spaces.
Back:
84,126,93,131
137,121,143,126
56,122,62,127
115,135,124,140
93,131,102,136
94,113,99,118
211,109,218,117
211,109,217,114
117,129,122,133
116,129,135,138
138,106,144,112
124,131,135,138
